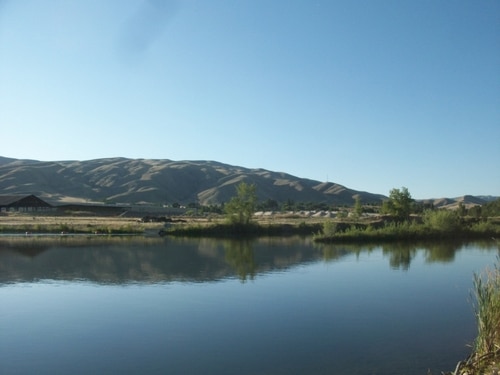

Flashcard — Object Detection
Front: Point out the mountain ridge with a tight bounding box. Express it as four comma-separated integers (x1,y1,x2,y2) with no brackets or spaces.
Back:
0,157,495,208
0,156,386,206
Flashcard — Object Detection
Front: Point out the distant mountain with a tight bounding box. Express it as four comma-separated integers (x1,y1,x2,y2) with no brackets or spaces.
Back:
475,195,500,203
419,195,496,209
0,157,387,206
0,156,19,166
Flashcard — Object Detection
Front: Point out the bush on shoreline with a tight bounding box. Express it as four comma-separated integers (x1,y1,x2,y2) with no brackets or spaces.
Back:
314,211,500,243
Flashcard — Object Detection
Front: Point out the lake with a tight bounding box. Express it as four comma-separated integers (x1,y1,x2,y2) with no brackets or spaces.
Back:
0,236,498,375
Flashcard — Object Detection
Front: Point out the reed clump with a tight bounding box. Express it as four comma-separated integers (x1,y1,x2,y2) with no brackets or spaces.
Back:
432,254,500,375
442,255,500,375
470,255,500,373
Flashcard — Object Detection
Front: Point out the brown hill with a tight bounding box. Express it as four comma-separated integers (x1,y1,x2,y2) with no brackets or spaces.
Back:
0,157,386,206
419,195,491,210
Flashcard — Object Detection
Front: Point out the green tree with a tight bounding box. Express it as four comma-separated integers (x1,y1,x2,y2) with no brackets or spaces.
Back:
283,199,295,211
354,196,363,218
258,198,279,211
481,198,500,217
458,202,467,217
225,182,257,225
469,205,482,219
382,187,414,220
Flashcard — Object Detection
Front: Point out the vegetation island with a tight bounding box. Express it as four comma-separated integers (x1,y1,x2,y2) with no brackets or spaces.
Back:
154,183,500,242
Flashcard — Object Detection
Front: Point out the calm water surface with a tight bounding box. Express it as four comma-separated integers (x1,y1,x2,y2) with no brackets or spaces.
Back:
0,236,498,375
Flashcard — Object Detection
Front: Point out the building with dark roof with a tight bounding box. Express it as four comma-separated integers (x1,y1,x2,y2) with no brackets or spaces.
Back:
0,195,52,212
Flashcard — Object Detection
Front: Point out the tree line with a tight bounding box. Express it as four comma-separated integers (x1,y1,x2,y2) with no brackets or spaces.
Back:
175,183,500,221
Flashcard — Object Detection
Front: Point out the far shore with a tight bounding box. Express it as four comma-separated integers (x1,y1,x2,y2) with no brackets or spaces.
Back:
0,212,324,237
1,212,499,243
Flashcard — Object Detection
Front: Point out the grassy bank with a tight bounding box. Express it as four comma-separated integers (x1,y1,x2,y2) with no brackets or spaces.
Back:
162,221,322,238
161,216,500,242
314,212,500,243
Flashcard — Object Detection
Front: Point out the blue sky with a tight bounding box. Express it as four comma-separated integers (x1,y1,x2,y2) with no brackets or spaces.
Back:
0,0,498,199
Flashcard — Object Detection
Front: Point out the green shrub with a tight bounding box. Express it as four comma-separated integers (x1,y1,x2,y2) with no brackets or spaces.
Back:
422,209,460,232
322,220,338,237
470,220,500,235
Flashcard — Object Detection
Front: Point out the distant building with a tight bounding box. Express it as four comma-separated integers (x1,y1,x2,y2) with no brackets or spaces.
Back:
0,194,53,212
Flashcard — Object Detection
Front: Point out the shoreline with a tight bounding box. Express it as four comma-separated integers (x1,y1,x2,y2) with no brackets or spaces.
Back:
1,212,499,241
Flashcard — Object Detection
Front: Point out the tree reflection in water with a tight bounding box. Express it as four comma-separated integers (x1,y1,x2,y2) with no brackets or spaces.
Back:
424,241,462,263
223,239,256,282
383,241,464,270
382,243,417,270
0,237,496,284
320,241,472,271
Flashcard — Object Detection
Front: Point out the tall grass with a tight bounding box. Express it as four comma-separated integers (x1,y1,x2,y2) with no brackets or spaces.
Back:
428,253,500,375
472,255,500,359
164,222,322,237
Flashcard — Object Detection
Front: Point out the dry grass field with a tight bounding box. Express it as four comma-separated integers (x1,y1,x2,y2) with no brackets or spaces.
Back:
0,211,343,235
0,212,160,234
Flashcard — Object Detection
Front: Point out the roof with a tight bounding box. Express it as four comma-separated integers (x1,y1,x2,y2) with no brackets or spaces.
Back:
0,194,51,207
0,195,32,206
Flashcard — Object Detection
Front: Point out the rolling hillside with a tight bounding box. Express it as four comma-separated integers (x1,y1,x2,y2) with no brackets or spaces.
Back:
0,157,386,206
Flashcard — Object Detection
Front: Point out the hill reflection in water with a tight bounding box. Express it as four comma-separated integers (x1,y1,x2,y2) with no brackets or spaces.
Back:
0,236,495,284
